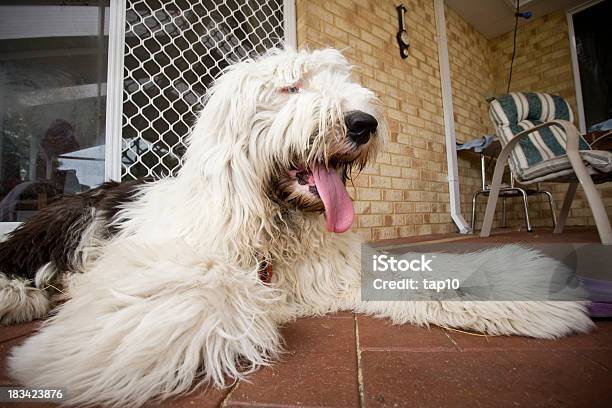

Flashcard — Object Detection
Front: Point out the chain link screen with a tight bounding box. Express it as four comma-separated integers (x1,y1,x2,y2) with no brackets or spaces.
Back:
122,0,285,180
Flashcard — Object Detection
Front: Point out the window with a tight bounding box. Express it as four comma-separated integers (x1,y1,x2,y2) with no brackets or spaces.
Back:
568,0,612,132
0,1,110,223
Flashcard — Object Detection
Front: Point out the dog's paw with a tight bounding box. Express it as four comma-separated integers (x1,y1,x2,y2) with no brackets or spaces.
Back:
0,273,49,326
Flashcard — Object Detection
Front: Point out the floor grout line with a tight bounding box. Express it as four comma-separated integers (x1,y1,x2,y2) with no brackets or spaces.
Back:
442,328,462,352
219,380,240,407
354,314,365,408
581,352,611,372
359,346,461,353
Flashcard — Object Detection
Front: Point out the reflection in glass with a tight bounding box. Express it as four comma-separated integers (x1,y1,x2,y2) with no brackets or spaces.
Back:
0,1,109,222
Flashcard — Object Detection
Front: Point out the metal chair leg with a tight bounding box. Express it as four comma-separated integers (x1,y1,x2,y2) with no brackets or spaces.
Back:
517,188,533,232
501,197,507,228
471,191,483,233
471,193,477,233
541,191,557,229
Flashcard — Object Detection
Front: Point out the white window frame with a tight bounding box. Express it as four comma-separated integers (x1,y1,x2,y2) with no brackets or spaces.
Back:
566,0,605,134
104,0,126,182
283,0,297,49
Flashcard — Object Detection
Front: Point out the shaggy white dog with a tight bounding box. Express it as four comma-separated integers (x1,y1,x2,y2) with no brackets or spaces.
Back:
1,48,593,407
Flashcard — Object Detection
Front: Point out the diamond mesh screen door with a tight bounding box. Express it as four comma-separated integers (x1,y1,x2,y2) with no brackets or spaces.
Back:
122,0,288,180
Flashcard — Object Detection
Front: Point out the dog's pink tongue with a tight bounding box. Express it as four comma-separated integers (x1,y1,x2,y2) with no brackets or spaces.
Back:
312,165,354,233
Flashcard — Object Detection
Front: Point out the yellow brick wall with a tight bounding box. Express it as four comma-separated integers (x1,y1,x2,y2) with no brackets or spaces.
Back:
445,5,494,144
489,11,577,109
296,1,611,239
296,0,457,241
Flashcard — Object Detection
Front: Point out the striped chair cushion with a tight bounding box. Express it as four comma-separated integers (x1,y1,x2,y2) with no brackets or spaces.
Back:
489,92,592,182
518,150,612,183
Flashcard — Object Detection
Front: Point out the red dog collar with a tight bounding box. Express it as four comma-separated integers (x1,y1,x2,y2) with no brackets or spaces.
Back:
258,261,273,284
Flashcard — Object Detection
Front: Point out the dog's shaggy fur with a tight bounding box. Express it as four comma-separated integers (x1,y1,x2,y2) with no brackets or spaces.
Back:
0,48,594,407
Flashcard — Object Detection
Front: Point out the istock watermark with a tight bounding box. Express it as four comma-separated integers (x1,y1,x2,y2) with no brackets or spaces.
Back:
372,254,434,272
360,243,611,302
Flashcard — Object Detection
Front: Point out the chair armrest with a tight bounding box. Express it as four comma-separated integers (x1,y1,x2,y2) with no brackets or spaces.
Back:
496,120,575,165
549,119,581,153
589,131,612,149
498,119,583,165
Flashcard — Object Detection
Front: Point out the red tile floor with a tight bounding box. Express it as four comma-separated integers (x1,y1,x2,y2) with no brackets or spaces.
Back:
1,228,611,407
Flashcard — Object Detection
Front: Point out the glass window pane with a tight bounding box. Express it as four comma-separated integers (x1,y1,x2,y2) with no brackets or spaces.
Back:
573,1,612,130
0,1,110,222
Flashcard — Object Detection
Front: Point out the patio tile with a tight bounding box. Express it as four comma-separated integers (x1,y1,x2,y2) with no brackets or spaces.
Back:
361,350,612,407
446,320,612,351
281,315,357,355
372,229,601,250
357,315,457,352
226,316,359,407
159,385,230,408
460,228,601,244
0,337,26,386
0,321,39,344
2,400,59,407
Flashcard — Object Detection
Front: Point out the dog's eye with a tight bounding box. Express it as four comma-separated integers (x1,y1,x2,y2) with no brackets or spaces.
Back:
281,84,302,94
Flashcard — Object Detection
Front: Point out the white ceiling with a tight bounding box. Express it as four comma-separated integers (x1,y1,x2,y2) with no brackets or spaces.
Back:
445,0,589,39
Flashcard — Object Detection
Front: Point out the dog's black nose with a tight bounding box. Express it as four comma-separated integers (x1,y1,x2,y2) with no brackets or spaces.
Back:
345,111,378,145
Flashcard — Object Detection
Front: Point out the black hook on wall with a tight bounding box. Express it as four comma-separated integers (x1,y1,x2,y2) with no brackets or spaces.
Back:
396,4,410,59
